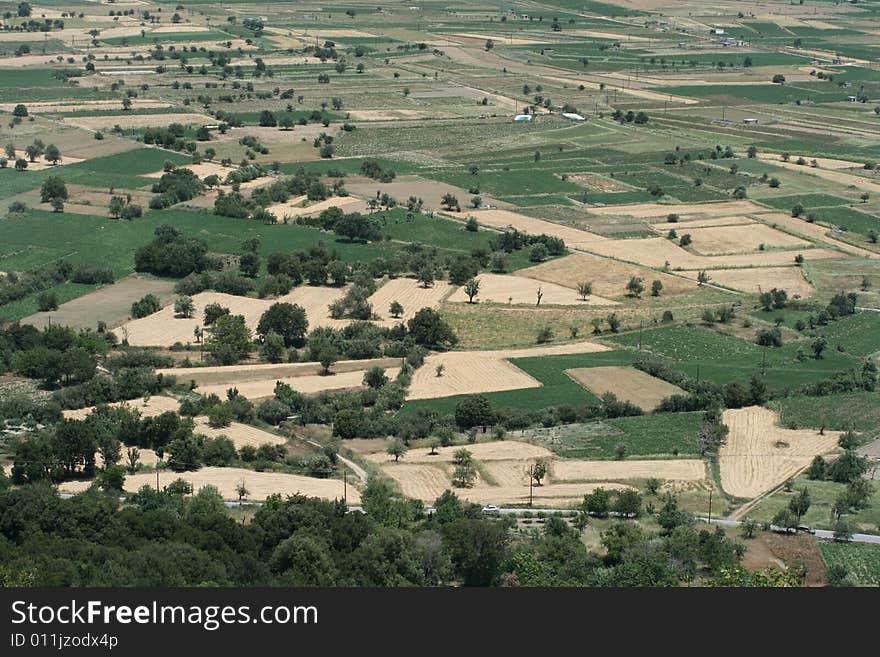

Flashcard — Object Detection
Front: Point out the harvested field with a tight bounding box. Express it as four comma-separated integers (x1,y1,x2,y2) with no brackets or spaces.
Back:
62,113,215,130
568,173,634,193
158,357,401,388
378,461,628,507
719,406,841,499
63,395,181,421
472,209,608,249
5,149,84,170
582,236,839,270
551,458,706,481
565,366,686,411
114,287,348,347
143,161,234,180
446,273,618,306
192,419,287,448
59,467,356,502
268,195,365,218
674,224,810,255
367,277,454,325
96,447,159,469
0,100,172,113
367,441,555,464
757,213,879,258
587,200,768,219
21,275,175,330
648,215,755,231
689,267,814,297
519,253,698,297
407,340,611,400
196,367,401,399
347,178,509,212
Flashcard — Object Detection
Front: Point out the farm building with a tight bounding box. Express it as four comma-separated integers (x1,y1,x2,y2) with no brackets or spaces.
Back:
513,114,532,122
709,28,725,35
561,112,586,121
743,118,759,125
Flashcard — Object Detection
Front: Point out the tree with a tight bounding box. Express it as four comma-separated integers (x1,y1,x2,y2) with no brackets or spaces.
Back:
789,487,810,523
389,301,403,319
318,345,338,375
260,331,286,363
174,295,195,318
205,314,252,364
44,144,61,165
626,276,644,298
363,367,388,389
583,488,611,517
51,198,64,213
833,517,854,542
463,278,480,303
577,281,592,301
651,280,663,297
772,74,786,84
14,158,27,171
454,394,494,429
811,336,827,359
407,308,458,348
606,313,621,333
451,449,477,488
807,455,826,480
12,103,27,117
441,193,460,212
527,459,548,486
257,303,308,347
40,176,68,203
417,266,434,288
236,480,250,502
387,439,408,462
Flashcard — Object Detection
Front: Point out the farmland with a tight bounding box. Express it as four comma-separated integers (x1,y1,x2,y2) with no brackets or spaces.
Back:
1,0,879,589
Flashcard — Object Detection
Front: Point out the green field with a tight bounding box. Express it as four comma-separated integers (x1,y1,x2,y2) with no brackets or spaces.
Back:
606,325,860,393
818,542,880,586
773,392,880,434
745,475,880,534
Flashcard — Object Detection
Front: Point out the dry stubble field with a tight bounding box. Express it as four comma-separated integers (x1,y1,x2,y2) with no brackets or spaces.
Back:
565,366,686,411
719,406,841,499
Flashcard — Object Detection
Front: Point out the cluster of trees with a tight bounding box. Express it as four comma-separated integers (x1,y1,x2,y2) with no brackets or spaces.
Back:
142,124,197,153
0,259,113,309
5,323,110,388
0,470,760,587
149,166,205,209
135,225,210,278
213,168,329,221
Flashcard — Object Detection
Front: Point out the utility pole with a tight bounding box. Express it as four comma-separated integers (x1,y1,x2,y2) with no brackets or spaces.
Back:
707,488,713,525
155,462,160,492
342,465,347,506
638,320,643,350
528,469,533,507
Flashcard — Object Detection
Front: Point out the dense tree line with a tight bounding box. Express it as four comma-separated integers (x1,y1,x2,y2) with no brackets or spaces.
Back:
0,475,756,587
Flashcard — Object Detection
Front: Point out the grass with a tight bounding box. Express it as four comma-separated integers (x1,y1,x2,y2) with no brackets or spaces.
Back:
400,350,638,417
812,311,880,357
745,475,880,534
818,541,880,586
519,412,703,459
605,324,861,393
772,392,880,434
809,206,879,237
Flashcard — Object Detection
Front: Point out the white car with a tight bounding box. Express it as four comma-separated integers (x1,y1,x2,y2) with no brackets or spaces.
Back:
481,504,500,513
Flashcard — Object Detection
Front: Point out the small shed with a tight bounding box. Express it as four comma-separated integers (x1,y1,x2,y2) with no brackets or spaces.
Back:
743,118,759,125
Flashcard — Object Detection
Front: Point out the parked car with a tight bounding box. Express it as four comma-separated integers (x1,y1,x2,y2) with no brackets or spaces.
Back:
481,504,500,513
